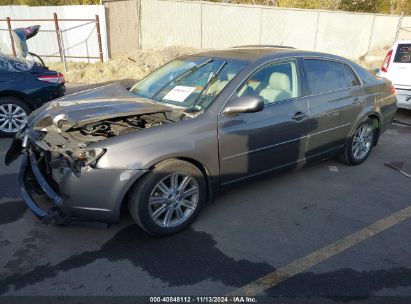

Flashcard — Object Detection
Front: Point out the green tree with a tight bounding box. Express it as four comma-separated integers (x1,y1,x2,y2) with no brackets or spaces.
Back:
205,0,411,14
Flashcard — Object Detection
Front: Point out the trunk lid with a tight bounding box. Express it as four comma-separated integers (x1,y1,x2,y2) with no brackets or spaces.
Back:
389,42,411,87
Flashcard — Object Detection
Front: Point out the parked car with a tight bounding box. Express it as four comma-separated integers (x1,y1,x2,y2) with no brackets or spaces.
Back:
0,53,65,136
6,47,397,236
377,40,411,109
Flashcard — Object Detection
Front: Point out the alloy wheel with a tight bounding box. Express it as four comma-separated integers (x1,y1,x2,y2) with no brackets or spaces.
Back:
352,124,374,160
0,103,28,133
148,173,199,228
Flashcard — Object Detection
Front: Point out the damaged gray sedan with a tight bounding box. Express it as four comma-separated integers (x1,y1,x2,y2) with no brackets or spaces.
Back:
5,47,397,236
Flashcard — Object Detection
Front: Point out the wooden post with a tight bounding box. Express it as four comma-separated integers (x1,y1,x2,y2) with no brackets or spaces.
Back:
6,17,16,57
53,13,63,62
95,14,104,63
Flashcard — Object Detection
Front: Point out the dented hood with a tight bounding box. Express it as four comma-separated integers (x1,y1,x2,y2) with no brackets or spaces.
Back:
28,83,173,131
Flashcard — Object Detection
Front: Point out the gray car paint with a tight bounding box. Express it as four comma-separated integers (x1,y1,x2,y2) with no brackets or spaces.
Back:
28,83,172,131
10,48,397,223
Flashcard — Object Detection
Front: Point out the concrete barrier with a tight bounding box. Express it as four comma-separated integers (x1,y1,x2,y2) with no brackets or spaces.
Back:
137,0,408,60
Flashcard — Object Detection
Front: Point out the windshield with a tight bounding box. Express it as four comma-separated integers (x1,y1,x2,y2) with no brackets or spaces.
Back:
130,57,246,110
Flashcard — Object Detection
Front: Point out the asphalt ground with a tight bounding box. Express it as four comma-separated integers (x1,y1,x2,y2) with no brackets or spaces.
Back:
1,84,411,303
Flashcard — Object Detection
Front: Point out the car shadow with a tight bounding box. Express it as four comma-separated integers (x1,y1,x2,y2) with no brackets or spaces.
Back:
0,225,274,295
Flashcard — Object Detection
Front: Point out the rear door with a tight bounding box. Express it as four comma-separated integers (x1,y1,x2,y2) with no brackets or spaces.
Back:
390,42,411,87
303,58,363,159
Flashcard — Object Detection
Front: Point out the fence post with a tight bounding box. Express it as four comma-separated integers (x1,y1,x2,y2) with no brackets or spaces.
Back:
395,11,404,42
59,29,68,73
95,14,104,63
53,13,63,62
366,14,376,55
313,12,320,51
6,17,16,57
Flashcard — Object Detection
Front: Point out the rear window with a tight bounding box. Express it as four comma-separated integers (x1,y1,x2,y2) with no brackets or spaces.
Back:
0,54,31,72
344,64,361,87
304,59,347,95
394,44,411,63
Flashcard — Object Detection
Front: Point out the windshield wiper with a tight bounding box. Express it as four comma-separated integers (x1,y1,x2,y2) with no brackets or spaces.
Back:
185,61,227,112
151,58,213,100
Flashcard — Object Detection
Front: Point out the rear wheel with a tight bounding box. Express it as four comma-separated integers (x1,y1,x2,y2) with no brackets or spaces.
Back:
338,118,377,165
0,97,31,137
128,159,206,236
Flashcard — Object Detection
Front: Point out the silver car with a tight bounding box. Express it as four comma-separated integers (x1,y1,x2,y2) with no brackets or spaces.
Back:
6,47,397,236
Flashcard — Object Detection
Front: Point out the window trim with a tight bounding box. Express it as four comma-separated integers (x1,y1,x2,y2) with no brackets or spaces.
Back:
301,57,363,97
343,63,361,88
218,55,363,115
219,57,304,115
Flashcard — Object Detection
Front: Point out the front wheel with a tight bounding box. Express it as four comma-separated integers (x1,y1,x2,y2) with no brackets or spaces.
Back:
128,159,207,236
338,118,377,165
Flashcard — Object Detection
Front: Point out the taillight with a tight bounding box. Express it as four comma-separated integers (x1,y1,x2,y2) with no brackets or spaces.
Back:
37,72,65,84
381,49,393,72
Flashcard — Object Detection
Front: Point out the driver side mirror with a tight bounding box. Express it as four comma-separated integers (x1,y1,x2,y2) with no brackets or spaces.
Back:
222,96,264,115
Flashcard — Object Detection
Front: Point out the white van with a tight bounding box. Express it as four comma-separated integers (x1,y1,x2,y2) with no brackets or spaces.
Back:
377,40,411,109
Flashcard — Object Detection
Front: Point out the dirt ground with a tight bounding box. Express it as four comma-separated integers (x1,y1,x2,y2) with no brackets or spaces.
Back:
48,46,388,86
48,46,198,87
357,48,389,71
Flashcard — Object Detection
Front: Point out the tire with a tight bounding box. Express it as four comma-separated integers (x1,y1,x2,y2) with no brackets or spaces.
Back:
128,159,207,236
337,118,377,166
0,97,31,137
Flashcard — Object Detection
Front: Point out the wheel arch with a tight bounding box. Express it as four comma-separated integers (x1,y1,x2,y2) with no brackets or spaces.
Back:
118,156,216,219
350,111,381,147
367,113,381,146
0,91,32,109
152,156,215,204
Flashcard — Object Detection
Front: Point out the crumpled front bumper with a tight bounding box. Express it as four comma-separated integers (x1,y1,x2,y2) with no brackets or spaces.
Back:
17,148,148,224
19,151,66,223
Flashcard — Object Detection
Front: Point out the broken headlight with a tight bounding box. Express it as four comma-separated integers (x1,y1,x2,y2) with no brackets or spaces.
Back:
77,148,106,168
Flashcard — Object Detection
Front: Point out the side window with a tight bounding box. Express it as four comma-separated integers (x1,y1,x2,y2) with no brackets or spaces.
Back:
304,59,347,95
344,64,360,87
237,60,301,105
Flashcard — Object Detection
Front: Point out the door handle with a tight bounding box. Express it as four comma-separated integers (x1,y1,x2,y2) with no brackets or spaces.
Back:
292,111,307,121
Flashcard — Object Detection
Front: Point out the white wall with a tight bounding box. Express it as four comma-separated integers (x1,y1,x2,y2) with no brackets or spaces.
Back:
141,0,201,48
0,5,108,62
398,16,411,41
260,9,318,51
140,0,407,59
201,3,261,48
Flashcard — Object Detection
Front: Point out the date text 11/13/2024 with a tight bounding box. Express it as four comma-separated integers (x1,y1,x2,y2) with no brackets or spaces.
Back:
149,296,257,303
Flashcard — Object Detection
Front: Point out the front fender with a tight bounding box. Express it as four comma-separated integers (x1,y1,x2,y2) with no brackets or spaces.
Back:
92,114,220,179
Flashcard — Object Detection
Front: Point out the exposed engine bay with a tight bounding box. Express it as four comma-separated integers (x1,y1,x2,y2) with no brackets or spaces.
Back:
29,110,190,172
5,83,202,172
74,111,179,139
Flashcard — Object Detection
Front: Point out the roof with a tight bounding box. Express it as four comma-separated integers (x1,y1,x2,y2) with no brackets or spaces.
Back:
186,46,329,62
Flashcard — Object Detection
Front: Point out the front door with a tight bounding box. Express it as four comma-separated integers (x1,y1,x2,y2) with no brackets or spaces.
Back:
218,59,310,185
